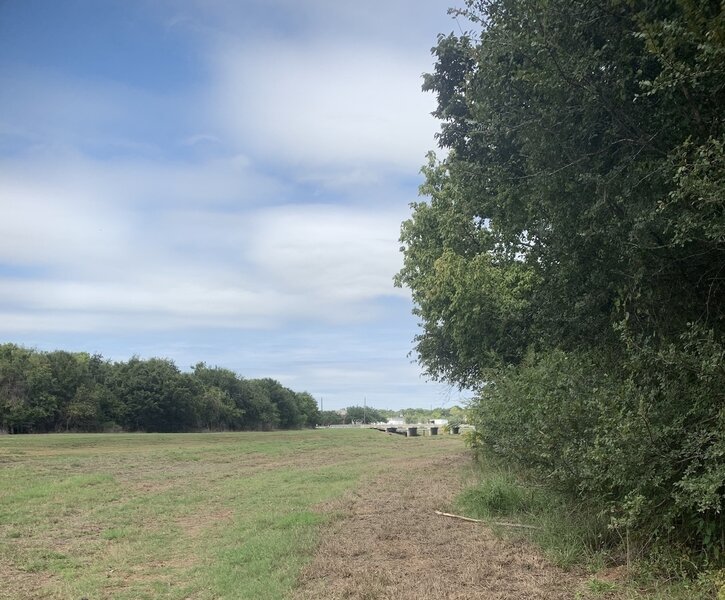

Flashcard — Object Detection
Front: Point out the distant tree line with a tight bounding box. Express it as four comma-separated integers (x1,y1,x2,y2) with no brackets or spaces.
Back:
317,405,467,425
0,344,319,433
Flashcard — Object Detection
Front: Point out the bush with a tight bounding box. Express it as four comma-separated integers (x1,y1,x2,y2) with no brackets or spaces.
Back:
469,334,724,565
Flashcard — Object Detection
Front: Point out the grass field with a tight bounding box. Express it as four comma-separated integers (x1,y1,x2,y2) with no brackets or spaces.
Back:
0,429,463,600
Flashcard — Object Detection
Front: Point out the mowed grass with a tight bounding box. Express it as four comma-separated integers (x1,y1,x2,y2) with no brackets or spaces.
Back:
0,429,463,599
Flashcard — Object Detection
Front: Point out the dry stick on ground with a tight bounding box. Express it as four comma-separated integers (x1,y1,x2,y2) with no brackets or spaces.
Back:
434,510,543,530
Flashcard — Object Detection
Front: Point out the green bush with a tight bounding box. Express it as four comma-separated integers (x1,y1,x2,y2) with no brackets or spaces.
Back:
470,331,724,565
393,0,724,574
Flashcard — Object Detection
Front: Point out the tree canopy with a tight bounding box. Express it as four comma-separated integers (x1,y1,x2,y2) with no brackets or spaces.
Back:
0,344,320,433
398,0,724,562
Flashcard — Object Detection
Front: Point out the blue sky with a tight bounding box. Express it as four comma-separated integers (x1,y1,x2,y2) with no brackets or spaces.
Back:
0,0,469,410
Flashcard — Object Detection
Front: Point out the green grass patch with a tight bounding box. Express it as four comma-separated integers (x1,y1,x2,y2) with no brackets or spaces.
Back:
455,463,608,569
101,528,127,540
456,454,721,600
456,471,543,518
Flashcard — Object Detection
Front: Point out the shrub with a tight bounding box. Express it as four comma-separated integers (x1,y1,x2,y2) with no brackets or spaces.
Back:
469,334,724,565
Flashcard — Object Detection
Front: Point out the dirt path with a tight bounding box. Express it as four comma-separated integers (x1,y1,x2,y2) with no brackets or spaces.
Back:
293,446,585,600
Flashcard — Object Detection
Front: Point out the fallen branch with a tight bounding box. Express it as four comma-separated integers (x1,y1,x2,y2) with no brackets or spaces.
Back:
434,510,484,523
434,510,542,530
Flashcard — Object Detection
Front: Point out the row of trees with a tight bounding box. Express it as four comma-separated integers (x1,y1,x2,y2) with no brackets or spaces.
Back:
398,0,723,564
317,405,467,425
0,344,319,433
317,407,387,426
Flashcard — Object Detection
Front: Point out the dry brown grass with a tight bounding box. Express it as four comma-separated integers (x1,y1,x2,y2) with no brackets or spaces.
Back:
294,450,585,600
0,560,57,600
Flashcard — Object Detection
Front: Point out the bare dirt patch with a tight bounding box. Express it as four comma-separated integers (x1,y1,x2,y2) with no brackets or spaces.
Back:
293,448,585,600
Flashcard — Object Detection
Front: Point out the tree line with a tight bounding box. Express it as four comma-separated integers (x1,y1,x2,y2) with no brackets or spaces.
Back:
398,0,723,565
0,343,319,433
317,405,466,426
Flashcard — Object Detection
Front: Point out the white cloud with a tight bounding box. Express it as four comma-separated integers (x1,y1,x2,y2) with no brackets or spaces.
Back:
245,204,407,301
0,177,129,269
0,278,291,327
0,152,408,333
0,152,281,270
211,38,438,176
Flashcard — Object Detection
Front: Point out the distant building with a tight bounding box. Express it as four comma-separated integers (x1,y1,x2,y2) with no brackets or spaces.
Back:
387,416,405,426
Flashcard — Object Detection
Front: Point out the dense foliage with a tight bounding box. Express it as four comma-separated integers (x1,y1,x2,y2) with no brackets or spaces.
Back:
398,0,724,563
0,344,319,433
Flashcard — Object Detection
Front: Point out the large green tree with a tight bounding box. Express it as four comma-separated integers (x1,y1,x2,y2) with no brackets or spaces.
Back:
0,344,45,433
398,0,724,383
113,357,199,433
258,378,304,429
398,0,724,559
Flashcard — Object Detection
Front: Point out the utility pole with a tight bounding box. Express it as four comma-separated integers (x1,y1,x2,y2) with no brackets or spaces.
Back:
364,396,367,424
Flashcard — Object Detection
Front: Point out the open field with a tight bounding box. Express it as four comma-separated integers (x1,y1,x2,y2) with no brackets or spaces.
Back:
5,429,698,600
0,430,472,599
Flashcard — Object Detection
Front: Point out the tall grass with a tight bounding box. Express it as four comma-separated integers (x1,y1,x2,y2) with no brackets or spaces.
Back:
454,455,724,599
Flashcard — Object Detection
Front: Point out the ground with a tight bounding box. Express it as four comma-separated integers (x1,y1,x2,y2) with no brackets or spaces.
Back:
0,430,591,599
294,449,583,600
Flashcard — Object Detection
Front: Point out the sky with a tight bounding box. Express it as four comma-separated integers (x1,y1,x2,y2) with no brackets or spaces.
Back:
0,0,470,411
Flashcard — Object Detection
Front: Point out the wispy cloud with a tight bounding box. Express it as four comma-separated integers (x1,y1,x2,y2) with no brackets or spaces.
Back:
0,68,198,158
245,204,407,299
1,151,407,332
